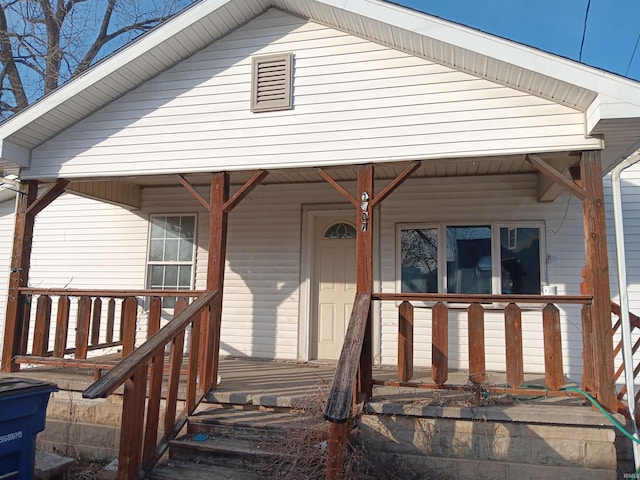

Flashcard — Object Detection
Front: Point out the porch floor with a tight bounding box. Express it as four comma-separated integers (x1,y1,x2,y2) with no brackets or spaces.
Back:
1,356,592,413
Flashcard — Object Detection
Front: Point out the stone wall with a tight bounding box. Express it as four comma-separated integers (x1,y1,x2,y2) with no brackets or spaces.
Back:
37,390,122,461
359,402,622,480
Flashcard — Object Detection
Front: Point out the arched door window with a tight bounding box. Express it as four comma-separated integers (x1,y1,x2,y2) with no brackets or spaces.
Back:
323,222,356,239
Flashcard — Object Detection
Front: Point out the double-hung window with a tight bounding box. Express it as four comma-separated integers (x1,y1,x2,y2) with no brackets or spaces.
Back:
399,223,543,295
147,214,197,307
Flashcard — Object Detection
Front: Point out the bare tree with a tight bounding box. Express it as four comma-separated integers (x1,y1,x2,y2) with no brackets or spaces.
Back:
0,0,195,120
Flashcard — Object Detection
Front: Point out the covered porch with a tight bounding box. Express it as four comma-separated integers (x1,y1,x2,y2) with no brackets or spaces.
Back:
0,152,635,478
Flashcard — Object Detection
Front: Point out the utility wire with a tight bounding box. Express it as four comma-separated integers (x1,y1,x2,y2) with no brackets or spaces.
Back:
579,0,591,62
626,31,640,77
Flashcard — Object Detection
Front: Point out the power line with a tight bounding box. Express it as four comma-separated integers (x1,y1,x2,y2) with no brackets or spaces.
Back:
579,0,591,62
626,31,640,77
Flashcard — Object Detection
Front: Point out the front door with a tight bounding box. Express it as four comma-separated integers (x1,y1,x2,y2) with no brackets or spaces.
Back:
312,216,357,360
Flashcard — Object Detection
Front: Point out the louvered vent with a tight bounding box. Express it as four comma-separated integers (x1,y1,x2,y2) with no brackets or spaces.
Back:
251,53,293,112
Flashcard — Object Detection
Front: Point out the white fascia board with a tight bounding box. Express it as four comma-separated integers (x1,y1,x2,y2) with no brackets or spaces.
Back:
587,95,640,134
339,0,640,114
0,140,30,168
0,0,237,141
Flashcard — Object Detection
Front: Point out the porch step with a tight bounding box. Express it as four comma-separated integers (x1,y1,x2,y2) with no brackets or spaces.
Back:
151,461,259,480
151,407,328,479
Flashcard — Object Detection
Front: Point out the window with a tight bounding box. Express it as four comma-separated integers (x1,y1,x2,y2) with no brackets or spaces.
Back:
324,222,357,239
399,223,543,295
251,53,293,112
147,215,196,307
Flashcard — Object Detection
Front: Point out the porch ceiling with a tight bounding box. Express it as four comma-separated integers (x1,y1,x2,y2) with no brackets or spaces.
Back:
123,153,557,188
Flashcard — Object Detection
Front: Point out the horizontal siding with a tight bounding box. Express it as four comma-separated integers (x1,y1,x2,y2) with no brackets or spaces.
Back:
29,9,598,178
0,199,16,350
377,173,587,381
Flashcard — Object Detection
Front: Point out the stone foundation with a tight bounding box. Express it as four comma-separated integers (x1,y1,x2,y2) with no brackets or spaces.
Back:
37,390,122,461
359,402,622,480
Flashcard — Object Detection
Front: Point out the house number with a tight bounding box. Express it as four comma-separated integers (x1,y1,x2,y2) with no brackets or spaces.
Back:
361,192,369,232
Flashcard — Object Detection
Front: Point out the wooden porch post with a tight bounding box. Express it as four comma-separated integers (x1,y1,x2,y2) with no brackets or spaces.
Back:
581,150,617,411
356,164,373,401
204,172,230,390
2,181,38,372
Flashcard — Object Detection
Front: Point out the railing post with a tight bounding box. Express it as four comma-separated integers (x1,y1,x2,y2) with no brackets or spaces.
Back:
468,303,486,384
505,303,524,388
398,301,413,382
542,303,564,391
432,302,448,385
118,365,148,480
32,295,52,356
2,181,38,372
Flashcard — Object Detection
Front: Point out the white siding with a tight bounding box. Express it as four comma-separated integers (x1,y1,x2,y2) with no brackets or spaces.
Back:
378,174,587,381
28,9,599,179
0,174,600,379
0,198,16,349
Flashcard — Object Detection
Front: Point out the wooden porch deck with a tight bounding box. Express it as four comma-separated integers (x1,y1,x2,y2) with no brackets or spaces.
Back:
1,356,588,410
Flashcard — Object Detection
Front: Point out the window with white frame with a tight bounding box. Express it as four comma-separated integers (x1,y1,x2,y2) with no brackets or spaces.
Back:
399,223,543,295
147,214,196,307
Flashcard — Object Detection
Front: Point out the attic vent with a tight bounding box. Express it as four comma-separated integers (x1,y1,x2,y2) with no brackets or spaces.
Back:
251,53,293,112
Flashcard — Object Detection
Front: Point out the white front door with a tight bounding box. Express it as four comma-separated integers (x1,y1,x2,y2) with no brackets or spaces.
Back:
312,216,357,360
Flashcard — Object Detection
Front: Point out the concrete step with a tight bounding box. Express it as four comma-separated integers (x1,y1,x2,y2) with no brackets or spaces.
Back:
151,407,329,477
187,407,327,443
150,461,260,480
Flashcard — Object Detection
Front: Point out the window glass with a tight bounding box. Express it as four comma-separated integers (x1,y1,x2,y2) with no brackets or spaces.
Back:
324,222,356,239
500,227,541,294
446,226,492,294
147,214,196,308
400,228,438,293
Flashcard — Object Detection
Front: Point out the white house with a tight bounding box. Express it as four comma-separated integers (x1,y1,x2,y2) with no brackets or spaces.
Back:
1,0,640,419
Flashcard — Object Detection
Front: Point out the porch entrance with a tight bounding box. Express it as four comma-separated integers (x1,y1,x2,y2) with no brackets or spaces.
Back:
312,215,356,360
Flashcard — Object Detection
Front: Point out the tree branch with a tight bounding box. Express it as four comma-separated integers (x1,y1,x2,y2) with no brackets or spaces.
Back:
0,6,28,111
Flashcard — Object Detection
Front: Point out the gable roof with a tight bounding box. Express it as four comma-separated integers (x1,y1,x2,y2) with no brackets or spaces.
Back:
2,0,640,173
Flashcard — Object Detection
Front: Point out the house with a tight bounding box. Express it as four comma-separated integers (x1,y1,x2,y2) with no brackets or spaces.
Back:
1,0,640,477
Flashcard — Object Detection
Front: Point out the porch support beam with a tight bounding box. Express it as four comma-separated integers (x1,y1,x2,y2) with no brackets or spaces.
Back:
581,150,617,411
25,179,69,216
317,168,358,208
2,180,38,372
204,173,230,391
223,170,269,213
356,164,373,401
370,161,421,208
526,154,585,201
177,175,210,211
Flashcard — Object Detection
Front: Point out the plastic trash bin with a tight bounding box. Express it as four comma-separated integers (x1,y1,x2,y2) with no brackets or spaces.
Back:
0,378,58,480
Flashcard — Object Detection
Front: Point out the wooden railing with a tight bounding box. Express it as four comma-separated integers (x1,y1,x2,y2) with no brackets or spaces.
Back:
611,301,640,412
4,288,203,375
83,290,218,479
371,293,594,396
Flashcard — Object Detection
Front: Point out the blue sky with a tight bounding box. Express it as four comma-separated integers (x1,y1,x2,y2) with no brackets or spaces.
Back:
394,0,640,81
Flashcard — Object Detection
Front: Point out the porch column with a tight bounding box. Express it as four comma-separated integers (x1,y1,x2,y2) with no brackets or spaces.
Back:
356,164,373,401
581,150,617,411
2,180,38,372
204,172,230,391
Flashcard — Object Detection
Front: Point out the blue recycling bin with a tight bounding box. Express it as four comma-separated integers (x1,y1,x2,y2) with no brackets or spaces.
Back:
0,378,58,480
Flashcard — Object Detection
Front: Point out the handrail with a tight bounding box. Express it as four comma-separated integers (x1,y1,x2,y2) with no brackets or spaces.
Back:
612,301,640,330
83,290,218,399
324,292,371,423
18,287,205,297
373,292,592,304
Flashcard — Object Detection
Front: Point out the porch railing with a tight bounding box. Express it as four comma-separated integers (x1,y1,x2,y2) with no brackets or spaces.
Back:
370,293,594,396
4,288,204,375
83,290,218,479
611,301,640,416
324,292,595,479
